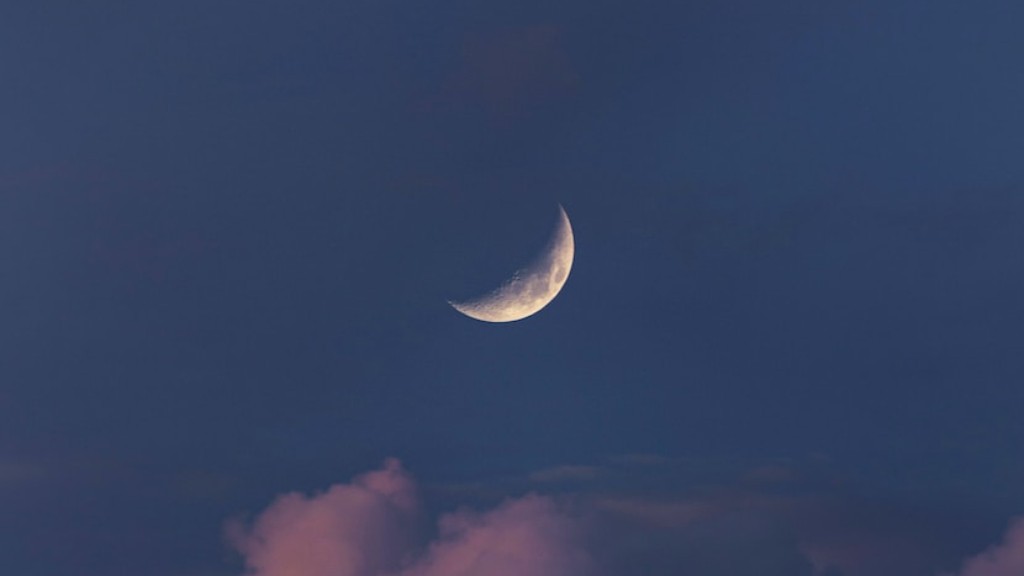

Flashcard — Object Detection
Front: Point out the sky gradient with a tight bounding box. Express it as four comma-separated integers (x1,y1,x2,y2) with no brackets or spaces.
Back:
2,1,1024,575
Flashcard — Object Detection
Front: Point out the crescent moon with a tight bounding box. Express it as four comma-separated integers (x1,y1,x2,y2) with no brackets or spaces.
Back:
450,205,575,323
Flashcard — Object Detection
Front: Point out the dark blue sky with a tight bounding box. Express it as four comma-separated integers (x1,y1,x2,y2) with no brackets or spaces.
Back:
3,2,1024,575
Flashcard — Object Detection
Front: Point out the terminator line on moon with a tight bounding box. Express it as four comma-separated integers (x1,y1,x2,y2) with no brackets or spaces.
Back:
450,205,575,322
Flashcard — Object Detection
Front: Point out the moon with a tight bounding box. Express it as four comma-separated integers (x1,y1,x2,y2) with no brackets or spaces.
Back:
450,205,575,323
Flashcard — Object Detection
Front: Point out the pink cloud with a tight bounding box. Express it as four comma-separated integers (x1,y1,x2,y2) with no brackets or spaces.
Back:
227,459,591,576
227,458,419,576
404,495,592,576
229,458,1023,576
951,517,1024,576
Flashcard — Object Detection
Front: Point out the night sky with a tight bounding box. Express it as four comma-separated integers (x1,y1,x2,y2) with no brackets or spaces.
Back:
3,2,1024,575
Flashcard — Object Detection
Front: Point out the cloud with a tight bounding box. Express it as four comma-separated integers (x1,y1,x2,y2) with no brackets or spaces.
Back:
594,496,719,529
597,487,970,576
403,495,592,576
948,517,1024,576
442,24,579,119
227,459,591,576
528,465,603,484
227,456,1020,576
227,458,419,576
574,455,977,576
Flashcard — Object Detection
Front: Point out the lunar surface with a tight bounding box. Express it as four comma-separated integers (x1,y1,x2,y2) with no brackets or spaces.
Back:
450,205,574,322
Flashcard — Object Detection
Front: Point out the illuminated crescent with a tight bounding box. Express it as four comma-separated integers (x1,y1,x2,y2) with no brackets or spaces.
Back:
450,205,574,322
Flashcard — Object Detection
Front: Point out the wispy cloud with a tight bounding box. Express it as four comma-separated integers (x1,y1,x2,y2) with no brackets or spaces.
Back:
528,465,603,484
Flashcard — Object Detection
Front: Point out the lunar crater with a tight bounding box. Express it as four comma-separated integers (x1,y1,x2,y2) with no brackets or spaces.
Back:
450,205,574,323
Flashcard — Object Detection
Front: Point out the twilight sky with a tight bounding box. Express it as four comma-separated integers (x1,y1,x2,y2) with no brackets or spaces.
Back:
2,1,1024,575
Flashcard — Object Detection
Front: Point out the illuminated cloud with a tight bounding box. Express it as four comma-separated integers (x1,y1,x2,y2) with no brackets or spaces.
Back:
227,457,1021,576
402,495,592,576
228,459,591,576
950,518,1024,576
227,458,419,576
